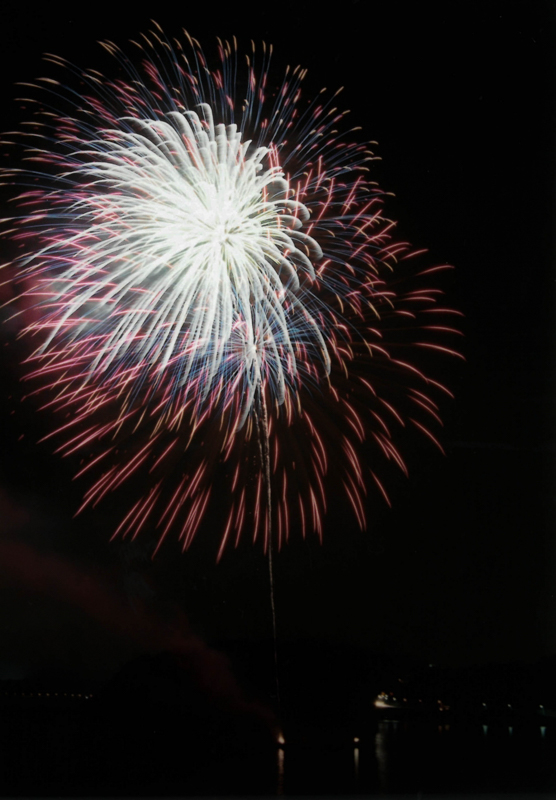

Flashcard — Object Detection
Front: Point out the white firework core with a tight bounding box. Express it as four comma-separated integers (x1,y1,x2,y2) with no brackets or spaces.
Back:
43,103,327,424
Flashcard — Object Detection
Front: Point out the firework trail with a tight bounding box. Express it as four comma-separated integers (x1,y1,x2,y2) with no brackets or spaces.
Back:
1,25,461,557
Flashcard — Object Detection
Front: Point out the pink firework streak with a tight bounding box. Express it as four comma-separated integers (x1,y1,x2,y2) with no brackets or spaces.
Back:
1,26,462,557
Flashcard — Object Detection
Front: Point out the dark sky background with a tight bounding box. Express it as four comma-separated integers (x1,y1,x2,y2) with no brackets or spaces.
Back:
0,0,553,686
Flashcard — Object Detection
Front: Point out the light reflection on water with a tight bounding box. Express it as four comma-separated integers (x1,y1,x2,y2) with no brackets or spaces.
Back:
276,745,285,795
278,719,556,795
374,719,392,791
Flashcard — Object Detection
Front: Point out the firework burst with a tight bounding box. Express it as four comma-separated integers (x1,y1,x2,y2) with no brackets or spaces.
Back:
1,25,462,557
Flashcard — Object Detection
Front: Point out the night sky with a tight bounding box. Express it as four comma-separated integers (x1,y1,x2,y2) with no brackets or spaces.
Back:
0,0,553,690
